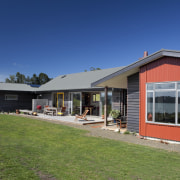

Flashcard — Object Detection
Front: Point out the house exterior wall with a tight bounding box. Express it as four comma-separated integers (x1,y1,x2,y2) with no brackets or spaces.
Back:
41,93,52,101
127,73,139,133
0,91,34,112
140,56,180,141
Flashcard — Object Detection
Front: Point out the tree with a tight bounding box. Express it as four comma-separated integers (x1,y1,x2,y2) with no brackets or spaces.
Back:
16,72,25,83
5,75,16,83
25,76,31,84
31,74,39,84
5,78,11,83
16,72,21,83
38,73,50,85
96,68,101,70
4,72,51,85
84,67,101,72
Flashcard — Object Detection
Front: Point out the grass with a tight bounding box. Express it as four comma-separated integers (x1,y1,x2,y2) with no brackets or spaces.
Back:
0,115,180,180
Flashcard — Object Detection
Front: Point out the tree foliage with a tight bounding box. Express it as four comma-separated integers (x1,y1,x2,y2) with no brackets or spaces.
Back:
38,73,50,85
84,67,101,72
5,72,51,85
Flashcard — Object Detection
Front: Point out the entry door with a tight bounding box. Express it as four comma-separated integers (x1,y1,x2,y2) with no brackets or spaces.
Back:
57,93,64,108
71,92,82,115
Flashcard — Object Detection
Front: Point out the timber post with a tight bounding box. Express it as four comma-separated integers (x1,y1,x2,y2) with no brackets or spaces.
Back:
104,86,108,126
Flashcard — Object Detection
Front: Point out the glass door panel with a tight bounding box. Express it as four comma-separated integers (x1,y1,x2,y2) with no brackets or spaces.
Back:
57,93,64,108
100,92,112,116
71,92,81,115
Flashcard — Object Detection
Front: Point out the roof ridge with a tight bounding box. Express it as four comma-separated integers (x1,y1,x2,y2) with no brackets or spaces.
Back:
53,66,125,78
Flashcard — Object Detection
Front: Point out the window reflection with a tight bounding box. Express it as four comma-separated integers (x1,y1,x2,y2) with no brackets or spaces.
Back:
155,83,175,90
147,92,153,121
155,91,175,124
101,92,112,116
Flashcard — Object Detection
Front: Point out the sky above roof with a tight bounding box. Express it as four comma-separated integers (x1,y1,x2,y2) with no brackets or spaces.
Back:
1,0,180,82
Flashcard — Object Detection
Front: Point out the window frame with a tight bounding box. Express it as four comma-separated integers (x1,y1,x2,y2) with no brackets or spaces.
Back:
5,94,18,101
92,93,100,103
146,82,180,126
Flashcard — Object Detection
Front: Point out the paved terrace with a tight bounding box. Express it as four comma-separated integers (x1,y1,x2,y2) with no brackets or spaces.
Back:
36,114,109,125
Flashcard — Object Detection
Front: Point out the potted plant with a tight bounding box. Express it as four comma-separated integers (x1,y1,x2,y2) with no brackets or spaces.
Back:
101,107,104,119
109,110,120,123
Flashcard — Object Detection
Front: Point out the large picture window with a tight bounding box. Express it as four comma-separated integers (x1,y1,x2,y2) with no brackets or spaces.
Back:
155,91,175,124
146,82,180,125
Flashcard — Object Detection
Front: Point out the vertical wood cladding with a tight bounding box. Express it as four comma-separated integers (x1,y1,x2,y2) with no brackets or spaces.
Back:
140,56,180,141
127,72,139,133
0,91,34,111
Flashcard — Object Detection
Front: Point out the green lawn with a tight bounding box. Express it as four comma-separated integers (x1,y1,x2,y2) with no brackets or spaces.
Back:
0,115,180,180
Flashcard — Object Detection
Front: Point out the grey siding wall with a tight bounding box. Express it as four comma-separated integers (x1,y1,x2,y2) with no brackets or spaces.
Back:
41,93,52,101
127,72,139,133
0,91,34,112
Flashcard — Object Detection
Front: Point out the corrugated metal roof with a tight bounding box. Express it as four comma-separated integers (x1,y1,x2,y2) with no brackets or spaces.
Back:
37,67,125,91
0,83,37,91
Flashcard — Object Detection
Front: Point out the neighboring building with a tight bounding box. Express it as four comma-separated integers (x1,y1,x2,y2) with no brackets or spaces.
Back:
0,83,37,112
92,49,180,142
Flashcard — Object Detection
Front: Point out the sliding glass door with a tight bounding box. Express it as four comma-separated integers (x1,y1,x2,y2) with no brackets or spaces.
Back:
71,92,82,115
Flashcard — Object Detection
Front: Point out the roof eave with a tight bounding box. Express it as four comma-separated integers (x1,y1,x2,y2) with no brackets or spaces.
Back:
91,49,180,87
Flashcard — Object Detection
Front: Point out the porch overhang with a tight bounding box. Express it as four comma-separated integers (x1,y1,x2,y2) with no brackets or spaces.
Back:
92,67,139,89
91,49,180,89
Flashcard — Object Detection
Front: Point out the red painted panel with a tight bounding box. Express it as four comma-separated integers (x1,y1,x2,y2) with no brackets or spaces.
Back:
140,57,180,141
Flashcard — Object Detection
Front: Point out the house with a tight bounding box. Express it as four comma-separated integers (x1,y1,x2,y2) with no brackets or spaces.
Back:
0,83,36,112
92,49,180,142
0,67,127,117
36,67,126,116
2,49,180,142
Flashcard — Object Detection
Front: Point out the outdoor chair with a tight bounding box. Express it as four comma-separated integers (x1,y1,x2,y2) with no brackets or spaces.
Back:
116,116,127,129
57,107,66,116
74,110,89,121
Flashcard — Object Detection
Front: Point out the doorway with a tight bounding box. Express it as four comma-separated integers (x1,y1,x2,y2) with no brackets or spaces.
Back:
82,92,100,116
71,92,81,115
57,92,64,108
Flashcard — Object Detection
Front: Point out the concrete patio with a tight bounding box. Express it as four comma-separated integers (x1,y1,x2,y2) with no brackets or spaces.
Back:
36,113,127,132
16,112,126,132
36,114,107,125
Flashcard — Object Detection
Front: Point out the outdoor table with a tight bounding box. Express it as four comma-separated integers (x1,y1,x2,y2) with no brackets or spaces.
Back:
44,107,57,116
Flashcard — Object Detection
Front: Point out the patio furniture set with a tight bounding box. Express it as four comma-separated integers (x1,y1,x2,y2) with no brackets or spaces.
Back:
43,106,66,116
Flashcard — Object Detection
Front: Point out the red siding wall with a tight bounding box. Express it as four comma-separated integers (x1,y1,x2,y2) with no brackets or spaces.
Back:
140,56,180,141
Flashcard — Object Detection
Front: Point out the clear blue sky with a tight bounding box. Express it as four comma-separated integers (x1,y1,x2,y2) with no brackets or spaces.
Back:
1,0,180,82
